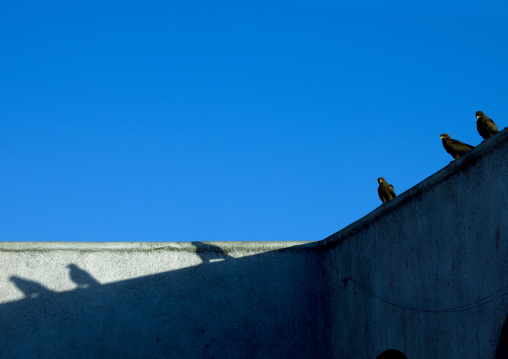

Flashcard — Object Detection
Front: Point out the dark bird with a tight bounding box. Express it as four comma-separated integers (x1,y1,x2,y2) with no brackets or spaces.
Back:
476,111,499,141
377,177,396,203
440,134,474,161
67,264,100,288
9,275,52,299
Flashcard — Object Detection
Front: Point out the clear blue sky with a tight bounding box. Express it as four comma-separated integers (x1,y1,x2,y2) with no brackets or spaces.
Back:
1,1,507,242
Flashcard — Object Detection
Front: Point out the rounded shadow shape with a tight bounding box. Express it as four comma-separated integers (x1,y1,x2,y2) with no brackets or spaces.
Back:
496,312,508,359
377,349,408,359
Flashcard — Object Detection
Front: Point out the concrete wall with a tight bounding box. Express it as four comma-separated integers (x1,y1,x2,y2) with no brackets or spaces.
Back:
0,242,331,359
321,128,508,358
2,130,508,359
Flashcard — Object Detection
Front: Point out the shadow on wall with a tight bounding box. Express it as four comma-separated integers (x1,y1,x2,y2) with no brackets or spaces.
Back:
497,311,508,359
376,349,408,359
9,276,53,299
191,241,232,263
1,242,330,359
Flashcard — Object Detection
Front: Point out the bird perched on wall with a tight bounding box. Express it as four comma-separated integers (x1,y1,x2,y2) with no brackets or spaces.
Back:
440,134,475,161
377,177,396,203
476,111,499,141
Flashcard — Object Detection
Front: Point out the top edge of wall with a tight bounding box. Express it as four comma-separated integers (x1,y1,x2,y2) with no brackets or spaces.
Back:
318,127,508,249
2,129,506,253
0,241,317,252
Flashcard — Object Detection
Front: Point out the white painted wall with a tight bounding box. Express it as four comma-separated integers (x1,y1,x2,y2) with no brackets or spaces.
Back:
0,242,330,358
2,130,508,359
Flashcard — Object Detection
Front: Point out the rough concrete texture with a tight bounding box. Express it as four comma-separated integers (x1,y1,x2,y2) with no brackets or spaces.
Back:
0,241,330,358
1,129,508,358
321,128,508,358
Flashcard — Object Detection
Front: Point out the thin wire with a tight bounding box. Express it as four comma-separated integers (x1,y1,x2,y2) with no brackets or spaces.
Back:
343,277,508,313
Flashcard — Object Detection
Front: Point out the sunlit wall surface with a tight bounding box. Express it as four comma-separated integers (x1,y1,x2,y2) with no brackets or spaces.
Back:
0,241,330,358
2,130,508,358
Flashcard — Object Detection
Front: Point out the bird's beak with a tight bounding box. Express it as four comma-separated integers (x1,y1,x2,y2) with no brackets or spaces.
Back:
476,116,480,119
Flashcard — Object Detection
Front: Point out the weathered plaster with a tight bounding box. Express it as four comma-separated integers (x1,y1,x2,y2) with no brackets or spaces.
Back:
1,129,508,358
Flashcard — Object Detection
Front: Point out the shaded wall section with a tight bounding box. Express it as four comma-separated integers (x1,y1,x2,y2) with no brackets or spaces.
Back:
0,241,331,359
3,132,508,359
322,128,508,358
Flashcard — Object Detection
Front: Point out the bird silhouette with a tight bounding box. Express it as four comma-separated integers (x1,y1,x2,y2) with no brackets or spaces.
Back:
66,264,100,288
9,276,52,298
191,242,231,263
